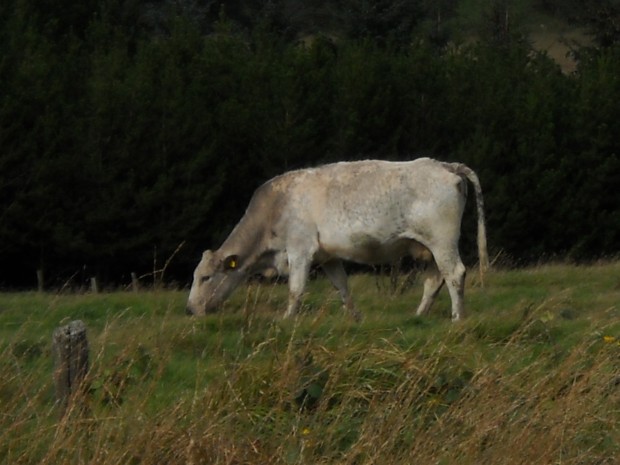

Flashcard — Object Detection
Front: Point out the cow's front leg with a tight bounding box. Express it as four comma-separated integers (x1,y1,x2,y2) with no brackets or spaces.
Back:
283,255,311,318
321,260,362,322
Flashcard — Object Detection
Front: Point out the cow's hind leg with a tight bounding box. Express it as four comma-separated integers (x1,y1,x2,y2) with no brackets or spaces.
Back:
322,260,362,322
415,261,444,316
431,249,466,321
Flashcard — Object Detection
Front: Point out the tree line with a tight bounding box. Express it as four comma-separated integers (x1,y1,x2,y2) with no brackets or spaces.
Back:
1,0,619,288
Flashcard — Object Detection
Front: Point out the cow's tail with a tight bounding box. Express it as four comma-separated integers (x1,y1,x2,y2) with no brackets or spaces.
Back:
444,162,490,286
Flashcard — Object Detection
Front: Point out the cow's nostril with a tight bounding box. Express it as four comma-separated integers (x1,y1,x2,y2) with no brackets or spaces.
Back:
185,307,193,316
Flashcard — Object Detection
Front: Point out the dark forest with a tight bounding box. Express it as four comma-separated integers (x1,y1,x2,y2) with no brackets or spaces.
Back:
1,0,618,289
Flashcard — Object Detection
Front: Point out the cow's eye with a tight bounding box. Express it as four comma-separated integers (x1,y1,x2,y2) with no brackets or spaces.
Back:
200,276,211,284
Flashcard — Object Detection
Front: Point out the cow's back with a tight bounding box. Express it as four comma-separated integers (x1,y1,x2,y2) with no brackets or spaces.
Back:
313,158,463,228
272,158,464,264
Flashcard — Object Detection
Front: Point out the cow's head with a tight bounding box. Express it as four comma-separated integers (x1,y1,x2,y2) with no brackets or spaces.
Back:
186,250,245,315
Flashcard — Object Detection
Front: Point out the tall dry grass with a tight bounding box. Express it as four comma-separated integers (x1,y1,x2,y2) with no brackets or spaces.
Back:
1,263,619,464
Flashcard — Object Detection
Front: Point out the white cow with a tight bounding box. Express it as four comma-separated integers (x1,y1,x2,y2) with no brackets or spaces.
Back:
187,158,488,321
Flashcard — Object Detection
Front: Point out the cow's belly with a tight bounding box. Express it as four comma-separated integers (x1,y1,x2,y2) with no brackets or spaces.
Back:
316,233,417,265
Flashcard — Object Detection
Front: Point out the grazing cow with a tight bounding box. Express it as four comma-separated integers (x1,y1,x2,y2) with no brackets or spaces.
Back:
187,158,488,321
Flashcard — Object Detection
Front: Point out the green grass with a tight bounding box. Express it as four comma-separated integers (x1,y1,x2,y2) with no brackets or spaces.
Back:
1,262,619,464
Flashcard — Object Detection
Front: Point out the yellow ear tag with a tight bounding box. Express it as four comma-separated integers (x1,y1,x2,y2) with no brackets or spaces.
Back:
224,255,239,270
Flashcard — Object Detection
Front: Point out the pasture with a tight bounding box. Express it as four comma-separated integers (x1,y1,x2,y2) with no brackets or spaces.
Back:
1,262,619,464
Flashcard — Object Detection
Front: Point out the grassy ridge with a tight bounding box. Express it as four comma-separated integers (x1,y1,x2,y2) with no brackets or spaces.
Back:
1,263,619,464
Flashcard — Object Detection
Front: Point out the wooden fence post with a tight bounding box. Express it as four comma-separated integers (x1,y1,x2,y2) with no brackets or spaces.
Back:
131,272,140,292
37,269,44,293
52,320,89,416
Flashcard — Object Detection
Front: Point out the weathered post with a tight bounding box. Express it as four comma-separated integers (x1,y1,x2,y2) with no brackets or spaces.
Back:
90,277,99,293
37,269,44,293
131,272,140,292
52,320,89,416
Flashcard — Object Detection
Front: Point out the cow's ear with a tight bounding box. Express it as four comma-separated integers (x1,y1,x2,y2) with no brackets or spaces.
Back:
223,255,240,271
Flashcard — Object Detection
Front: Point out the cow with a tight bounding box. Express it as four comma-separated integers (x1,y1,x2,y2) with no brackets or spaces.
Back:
186,158,489,321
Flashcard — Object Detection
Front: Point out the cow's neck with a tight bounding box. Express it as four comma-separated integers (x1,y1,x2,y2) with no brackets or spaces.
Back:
219,213,268,270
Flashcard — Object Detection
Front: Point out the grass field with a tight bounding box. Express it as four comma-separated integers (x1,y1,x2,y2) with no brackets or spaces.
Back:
1,262,619,464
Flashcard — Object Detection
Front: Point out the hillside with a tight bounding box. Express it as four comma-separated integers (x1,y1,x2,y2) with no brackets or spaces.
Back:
1,262,619,464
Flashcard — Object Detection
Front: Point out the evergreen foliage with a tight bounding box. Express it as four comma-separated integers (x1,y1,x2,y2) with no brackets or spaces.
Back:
0,0,618,287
